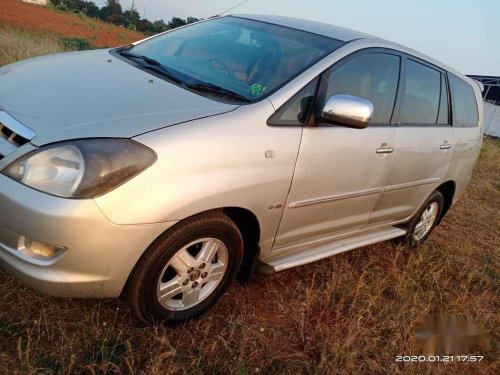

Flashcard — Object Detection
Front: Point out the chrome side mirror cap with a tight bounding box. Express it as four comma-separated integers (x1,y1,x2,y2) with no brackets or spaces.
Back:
321,94,374,129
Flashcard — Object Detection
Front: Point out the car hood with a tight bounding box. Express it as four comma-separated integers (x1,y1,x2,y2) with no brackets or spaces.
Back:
0,49,238,146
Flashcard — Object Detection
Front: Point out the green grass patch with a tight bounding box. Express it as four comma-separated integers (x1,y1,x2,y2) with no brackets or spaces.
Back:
58,36,94,51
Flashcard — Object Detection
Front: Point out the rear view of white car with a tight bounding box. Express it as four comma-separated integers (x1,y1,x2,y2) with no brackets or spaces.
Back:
0,15,482,323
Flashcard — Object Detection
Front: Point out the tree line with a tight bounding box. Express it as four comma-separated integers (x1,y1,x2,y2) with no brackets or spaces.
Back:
49,0,200,34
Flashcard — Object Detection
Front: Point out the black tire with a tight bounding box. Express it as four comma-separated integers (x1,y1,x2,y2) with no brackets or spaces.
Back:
397,190,444,249
127,211,243,324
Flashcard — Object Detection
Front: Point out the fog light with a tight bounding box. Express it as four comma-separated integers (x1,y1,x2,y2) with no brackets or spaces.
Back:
22,238,67,259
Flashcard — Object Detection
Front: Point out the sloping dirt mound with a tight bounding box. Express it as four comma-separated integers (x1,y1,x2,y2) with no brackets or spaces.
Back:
0,0,144,47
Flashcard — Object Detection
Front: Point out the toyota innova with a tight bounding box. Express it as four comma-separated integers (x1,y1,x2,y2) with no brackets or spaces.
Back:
0,15,482,322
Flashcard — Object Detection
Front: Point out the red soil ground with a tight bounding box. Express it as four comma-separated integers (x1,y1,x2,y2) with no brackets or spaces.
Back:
0,0,144,47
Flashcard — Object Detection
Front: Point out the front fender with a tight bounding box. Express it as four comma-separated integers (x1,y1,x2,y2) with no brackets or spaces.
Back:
94,102,302,253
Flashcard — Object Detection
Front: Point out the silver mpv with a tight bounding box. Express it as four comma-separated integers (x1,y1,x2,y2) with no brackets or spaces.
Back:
0,15,482,323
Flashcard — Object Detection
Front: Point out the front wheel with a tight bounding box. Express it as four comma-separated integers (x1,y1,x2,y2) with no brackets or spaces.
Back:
398,190,444,248
127,211,243,324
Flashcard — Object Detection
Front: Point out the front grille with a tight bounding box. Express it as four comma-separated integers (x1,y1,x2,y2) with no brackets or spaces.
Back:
0,108,36,161
0,123,30,147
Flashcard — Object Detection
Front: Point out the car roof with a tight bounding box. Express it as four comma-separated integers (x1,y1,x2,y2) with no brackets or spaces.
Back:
231,14,375,42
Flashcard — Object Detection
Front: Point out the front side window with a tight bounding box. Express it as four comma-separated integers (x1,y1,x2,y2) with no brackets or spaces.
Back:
399,60,441,124
449,74,479,127
323,52,400,124
122,17,344,103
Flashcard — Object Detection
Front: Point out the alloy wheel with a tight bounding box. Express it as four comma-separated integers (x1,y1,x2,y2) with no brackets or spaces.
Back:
156,238,228,311
413,202,439,241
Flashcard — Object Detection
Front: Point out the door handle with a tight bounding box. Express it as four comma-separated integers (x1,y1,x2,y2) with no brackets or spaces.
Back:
376,147,394,154
440,143,452,150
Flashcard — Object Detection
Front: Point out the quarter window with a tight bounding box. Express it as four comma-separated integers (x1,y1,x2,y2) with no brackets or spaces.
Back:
399,60,441,124
449,74,479,127
324,53,400,124
268,78,318,126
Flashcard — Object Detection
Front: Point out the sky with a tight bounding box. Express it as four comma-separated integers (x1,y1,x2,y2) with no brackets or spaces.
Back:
94,0,499,75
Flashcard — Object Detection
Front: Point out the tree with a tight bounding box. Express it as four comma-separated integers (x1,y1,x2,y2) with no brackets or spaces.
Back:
62,0,85,11
168,17,187,29
106,13,124,25
150,20,169,33
49,0,200,34
136,19,153,33
186,17,199,24
83,1,100,18
99,0,123,24
123,8,141,28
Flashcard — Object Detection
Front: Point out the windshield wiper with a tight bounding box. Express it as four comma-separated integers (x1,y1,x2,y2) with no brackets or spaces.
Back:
119,50,181,83
119,51,163,66
118,50,249,103
185,82,250,103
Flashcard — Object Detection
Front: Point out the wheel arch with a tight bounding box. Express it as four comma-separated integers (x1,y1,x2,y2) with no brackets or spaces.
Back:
221,207,261,282
435,180,456,224
121,206,261,298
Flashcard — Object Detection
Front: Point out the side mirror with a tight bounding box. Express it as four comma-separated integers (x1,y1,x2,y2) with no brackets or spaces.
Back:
321,94,373,129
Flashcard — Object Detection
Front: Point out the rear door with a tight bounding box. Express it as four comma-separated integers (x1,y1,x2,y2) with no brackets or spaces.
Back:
369,57,454,224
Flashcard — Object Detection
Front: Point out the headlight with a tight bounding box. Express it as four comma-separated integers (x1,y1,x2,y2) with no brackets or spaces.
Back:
1,139,156,198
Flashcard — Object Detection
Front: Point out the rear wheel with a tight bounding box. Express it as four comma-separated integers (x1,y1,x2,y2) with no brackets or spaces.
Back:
397,190,444,248
127,211,243,323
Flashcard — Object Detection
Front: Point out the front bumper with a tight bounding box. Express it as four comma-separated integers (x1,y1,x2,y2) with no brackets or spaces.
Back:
0,174,176,297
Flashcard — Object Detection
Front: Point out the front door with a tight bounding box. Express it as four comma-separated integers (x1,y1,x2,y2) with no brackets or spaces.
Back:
273,50,401,249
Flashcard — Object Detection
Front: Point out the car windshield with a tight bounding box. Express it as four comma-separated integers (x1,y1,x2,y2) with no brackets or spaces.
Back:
123,17,344,103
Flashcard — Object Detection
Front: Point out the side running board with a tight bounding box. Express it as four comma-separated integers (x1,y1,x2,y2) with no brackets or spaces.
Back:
258,226,406,273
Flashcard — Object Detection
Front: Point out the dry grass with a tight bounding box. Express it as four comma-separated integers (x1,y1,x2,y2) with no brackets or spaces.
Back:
0,29,499,374
0,0,143,47
0,27,63,68
0,146,497,375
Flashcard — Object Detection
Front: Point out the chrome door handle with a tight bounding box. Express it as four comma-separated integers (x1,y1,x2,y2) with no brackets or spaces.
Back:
376,147,394,154
440,143,452,150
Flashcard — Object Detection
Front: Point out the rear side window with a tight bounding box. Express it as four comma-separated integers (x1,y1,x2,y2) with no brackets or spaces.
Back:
449,75,479,127
324,52,400,124
399,60,442,124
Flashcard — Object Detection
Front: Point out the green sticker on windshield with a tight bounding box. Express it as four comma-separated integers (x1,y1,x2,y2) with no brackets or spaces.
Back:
249,84,265,95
